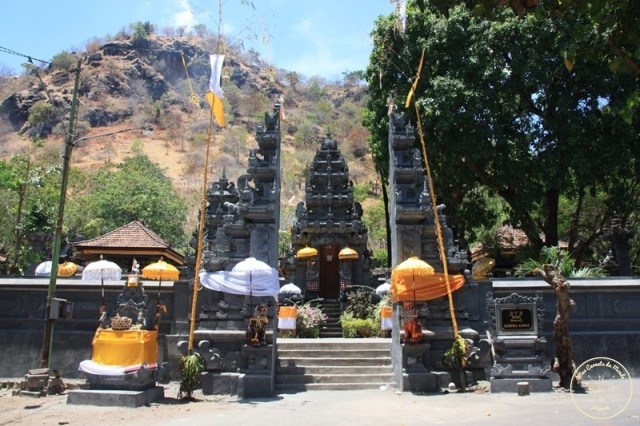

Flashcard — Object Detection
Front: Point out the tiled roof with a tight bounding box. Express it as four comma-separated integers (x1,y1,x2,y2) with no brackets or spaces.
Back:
470,226,529,256
470,225,567,260
73,221,170,248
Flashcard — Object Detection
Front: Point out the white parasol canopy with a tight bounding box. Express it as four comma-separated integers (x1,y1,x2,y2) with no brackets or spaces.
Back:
376,282,391,295
35,260,53,276
199,257,279,297
279,283,302,295
82,258,122,282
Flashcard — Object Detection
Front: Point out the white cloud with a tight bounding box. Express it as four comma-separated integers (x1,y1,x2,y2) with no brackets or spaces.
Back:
172,0,197,29
277,17,371,80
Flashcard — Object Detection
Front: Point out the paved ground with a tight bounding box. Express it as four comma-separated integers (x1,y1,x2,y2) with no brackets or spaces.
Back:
1,379,639,425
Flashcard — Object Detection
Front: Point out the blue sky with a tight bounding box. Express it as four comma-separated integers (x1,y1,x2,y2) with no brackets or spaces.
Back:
0,0,394,81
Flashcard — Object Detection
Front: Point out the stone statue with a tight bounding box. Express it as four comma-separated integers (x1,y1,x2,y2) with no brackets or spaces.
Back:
402,302,423,344
306,260,320,295
247,303,269,347
339,260,352,292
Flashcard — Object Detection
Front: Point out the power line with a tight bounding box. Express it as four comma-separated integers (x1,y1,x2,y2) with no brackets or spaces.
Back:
0,45,50,65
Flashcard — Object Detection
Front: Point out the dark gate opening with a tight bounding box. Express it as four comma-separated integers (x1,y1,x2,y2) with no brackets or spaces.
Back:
319,245,339,299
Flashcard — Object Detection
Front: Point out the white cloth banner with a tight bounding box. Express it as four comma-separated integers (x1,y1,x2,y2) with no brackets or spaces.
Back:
278,317,297,330
209,54,225,98
381,318,393,331
78,359,158,376
200,269,280,297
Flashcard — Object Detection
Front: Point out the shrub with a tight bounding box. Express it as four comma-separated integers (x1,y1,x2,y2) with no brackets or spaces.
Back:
51,51,77,71
340,316,380,338
344,287,375,319
295,301,327,338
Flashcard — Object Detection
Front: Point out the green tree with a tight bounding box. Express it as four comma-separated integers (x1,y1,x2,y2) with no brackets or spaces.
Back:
364,3,640,264
285,71,300,92
50,51,77,71
342,70,365,87
28,101,56,127
74,155,188,249
0,149,72,274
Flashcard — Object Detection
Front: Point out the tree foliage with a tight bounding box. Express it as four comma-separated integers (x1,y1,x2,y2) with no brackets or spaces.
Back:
68,155,188,249
0,150,70,273
364,2,640,267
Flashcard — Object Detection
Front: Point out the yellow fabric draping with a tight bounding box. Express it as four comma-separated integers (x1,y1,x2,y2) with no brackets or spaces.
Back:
380,305,393,330
391,273,466,303
381,306,393,319
91,329,158,367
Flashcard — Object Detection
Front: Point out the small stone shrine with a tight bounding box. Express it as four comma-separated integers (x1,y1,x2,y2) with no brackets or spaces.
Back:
486,291,552,392
285,134,372,299
68,271,166,407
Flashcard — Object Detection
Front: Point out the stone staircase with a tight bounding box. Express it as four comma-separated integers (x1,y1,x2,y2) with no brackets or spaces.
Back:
275,338,395,392
318,299,342,338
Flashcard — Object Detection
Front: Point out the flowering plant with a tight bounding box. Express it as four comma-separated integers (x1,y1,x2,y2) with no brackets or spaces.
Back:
295,299,327,338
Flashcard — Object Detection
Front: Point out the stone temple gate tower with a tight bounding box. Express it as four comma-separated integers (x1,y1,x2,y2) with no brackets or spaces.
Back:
288,134,372,299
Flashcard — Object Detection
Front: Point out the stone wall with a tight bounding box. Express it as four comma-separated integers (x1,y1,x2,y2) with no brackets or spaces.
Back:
1,277,639,382
0,278,175,379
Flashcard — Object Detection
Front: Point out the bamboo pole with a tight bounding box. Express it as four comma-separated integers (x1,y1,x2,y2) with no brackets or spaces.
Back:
187,100,215,355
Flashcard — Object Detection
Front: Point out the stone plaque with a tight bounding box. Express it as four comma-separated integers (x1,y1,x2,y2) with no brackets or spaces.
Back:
498,305,536,334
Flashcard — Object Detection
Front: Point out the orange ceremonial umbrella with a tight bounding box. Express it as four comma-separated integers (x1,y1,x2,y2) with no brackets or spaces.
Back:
296,246,318,259
338,246,358,260
58,261,78,277
142,258,180,282
142,258,180,309
390,256,466,303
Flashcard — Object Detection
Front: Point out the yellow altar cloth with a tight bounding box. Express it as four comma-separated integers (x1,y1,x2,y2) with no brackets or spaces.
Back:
91,328,158,367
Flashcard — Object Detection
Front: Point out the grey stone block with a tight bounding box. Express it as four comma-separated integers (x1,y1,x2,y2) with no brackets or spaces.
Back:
490,377,552,393
402,372,437,393
241,374,273,398
201,372,241,395
66,386,164,407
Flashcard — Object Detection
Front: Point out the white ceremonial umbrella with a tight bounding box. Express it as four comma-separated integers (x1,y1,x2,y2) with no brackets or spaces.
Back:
82,256,122,306
376,282,391,295
35,260,53,276
279,283,302,295
232,257,278,309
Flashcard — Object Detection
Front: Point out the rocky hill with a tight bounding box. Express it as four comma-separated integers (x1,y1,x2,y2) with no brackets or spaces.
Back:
0,32,375,226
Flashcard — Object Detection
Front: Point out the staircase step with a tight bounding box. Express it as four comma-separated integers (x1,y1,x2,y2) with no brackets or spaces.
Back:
277,365,392,375
279,357,390,367
277,338,391,350
275,382,395,392
275,338,395,392
276,373,394,385
278,349,390,359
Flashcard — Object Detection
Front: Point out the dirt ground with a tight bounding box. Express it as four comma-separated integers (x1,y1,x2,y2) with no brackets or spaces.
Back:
2,378,640,426
0,380,226,425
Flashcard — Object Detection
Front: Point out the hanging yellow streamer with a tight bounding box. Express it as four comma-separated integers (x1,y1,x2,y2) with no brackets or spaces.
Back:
405,47,425,109
180,52,200,106
403,47,460,338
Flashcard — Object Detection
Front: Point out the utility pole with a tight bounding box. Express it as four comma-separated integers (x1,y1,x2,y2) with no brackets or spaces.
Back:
40,59,81,369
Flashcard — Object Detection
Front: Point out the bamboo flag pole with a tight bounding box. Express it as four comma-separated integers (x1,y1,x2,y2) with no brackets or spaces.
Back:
414,102,458,338
184,0,228,356
406,47,459,337
187,113,213,355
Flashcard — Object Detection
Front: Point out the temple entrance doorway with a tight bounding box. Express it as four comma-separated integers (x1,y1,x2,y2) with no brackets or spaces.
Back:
319,245,340,299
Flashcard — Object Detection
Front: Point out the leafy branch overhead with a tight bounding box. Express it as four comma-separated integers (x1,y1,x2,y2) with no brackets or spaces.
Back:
365,1,640,271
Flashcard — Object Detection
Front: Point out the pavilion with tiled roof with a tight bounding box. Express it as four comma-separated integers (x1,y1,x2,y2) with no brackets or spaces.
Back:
71,221,183,268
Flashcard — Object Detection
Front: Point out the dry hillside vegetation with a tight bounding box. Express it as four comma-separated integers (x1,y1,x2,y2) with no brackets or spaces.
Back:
0,31,378,227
